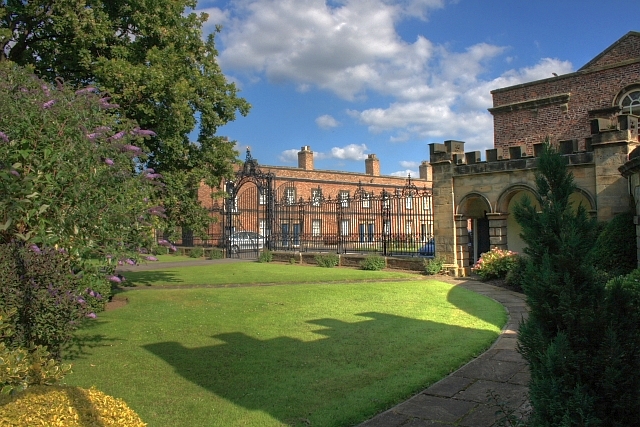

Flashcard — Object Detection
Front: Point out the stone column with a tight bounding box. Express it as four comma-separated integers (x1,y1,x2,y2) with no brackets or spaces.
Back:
455,214,470,276
430,158,456,273
486,213,508,250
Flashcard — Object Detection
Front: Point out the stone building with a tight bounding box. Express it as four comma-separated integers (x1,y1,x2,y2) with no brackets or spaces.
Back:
431,31,640,276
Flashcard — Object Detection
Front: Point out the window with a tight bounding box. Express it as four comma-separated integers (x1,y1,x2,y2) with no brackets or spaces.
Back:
340,219,350,236
383,220,391,235
312,219,321,236
259,189,266,205
422,195,431,211
362,192,371,208
311,188,322,206
285,188,296,205
406,195,413,210
405,221,413,235
339,191,349,208
259,219,267,237
620,88,640,115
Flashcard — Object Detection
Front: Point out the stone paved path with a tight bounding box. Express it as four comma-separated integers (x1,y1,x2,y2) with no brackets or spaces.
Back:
358,278,530,427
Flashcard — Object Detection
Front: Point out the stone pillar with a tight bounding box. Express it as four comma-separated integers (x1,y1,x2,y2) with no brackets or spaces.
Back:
429,142,457,275
486,213,508,250
455,214,470,276
365,154,380,176
592,130,637,221
298,146,314,170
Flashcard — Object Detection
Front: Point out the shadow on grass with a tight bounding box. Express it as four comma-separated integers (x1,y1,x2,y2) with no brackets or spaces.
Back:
64,320,122,361
118,270,181,287
144,311,499,427
446,284,506,329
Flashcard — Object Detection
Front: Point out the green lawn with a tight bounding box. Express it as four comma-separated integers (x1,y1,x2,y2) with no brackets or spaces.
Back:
120,262,420,287
63,269,506,427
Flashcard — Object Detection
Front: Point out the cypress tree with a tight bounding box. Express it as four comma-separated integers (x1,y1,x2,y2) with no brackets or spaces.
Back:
514,142,605,426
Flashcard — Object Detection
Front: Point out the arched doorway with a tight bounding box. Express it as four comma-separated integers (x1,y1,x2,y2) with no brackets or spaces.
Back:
458,193,491,265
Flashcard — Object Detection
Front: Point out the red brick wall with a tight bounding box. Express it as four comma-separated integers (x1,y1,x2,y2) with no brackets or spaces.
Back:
491,35,640,153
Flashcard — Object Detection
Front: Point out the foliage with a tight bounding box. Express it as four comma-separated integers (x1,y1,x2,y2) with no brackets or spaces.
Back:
472,247,518,280
588,211,636,278
0,1,251,237
513,142,640,426
0,385,147,426
504,255,527,292
360,255,386,271
315,253,339,268
289,257,297,264
189,247,204,258
207,248,224,260
0,242,101,361
0,308,71,395
258,250,273,263
423,255,445,275
0,64,158,269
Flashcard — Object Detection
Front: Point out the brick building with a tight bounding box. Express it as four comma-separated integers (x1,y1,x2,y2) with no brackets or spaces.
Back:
430,31,640,275
195,146,434,256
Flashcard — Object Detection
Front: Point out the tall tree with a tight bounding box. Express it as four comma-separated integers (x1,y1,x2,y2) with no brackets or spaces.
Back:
0,0,250,236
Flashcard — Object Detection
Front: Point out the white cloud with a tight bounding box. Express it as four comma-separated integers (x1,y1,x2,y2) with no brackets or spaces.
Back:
399,160,420,169
315,114,340,129
278,149,299,163
390,169,418,178
279,143,369,163
207,1,575,156
330,143,369,160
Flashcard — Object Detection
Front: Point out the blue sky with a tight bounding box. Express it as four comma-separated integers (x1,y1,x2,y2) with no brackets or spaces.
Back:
194,0,640,176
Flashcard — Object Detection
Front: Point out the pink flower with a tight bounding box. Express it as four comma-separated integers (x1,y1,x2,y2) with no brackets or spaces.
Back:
86,312,97,319
104,158,114,166
109,131,126,141
10,170,20,177
122,144,141,153
146,256,158,261
42,100,56,109
107,275,122,283
131,128,157,137
0,131,8,143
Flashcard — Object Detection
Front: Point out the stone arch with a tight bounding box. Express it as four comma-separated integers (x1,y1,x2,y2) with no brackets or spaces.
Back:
456,192,492,217
497,185,541,254
569,187,596,214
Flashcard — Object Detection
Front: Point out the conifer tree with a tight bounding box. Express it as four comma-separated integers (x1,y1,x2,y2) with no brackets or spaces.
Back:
515,142,640,426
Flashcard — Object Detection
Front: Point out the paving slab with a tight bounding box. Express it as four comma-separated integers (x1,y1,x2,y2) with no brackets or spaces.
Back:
357,278,530,427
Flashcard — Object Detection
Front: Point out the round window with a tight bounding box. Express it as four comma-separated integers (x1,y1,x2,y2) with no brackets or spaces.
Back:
619,88,640,115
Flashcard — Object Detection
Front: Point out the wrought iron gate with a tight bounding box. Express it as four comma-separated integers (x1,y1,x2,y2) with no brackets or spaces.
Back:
223,150,435,258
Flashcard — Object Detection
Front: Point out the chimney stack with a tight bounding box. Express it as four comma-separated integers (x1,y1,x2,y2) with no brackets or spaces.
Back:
365,154,380,176
298,145,314,170
419,161,432,181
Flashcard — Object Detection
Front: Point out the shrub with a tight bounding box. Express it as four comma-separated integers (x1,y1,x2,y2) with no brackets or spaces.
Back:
360,255,386,271
0,243,100,360
258,250,273,263
423,256,444,275
208,248,224,260
504,254,527,292
0,308,71,394
588,211,636,278
189,247,204,258
315,253,339,268
289,257,296,264
152,245,169,256
0,385,147,426
471,247,518,280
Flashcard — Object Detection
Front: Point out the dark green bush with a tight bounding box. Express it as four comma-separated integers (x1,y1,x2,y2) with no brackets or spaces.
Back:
588,211,636,278
258,250,273,263
423,256,444,275
189,247,204,258
207,248,224,259
504,254,527,292
152,245,169,256
315,253,339,268
0,243,99,361
360,255,386,271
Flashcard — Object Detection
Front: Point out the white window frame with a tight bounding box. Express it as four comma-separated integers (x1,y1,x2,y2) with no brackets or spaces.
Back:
285,188,296,205
339,191,349,208
312,219,321,236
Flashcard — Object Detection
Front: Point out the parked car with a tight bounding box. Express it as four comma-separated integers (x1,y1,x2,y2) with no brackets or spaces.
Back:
418,238,435,257
228,231,265,253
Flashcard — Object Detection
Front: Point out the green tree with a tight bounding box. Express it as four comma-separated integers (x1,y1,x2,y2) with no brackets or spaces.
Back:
0,0,250,237
514,142,640,426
